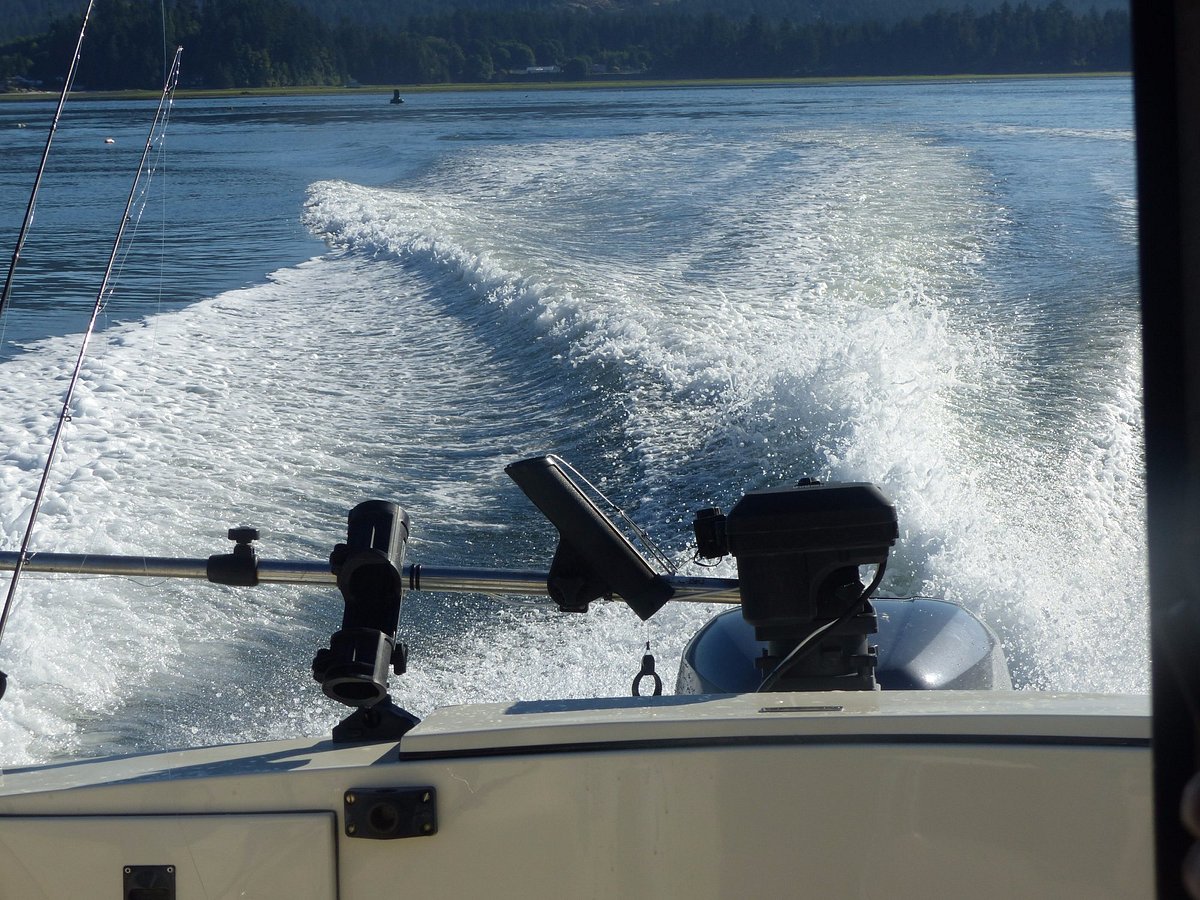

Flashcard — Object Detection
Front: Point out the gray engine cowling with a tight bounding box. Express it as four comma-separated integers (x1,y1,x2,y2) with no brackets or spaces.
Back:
677,597,1012,693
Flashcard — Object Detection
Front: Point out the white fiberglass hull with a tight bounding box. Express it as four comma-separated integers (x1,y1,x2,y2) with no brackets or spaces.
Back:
0,690,1150,899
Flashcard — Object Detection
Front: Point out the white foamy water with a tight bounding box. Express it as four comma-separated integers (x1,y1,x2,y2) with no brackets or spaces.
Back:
0,80,1142,765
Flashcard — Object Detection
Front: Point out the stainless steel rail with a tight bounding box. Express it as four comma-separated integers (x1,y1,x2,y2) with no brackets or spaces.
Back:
0,551,741,604
0,552,215,580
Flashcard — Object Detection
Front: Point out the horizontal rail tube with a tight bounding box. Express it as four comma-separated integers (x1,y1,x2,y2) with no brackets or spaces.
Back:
0,551,741,604
0,551,213,580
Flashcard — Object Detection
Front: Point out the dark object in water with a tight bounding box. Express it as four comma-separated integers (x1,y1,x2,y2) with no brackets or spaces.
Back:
391,90,405,105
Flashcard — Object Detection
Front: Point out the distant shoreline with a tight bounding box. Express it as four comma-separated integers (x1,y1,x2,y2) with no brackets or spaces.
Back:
0,71,1131,102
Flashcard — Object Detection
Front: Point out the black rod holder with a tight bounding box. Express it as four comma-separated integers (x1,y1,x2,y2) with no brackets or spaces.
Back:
313,501,411,709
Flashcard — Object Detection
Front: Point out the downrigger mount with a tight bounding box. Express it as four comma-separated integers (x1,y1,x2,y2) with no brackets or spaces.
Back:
505,455,899,692
692,480,898,691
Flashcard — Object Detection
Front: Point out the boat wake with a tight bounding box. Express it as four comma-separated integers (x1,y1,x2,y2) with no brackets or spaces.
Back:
0,119,1145,765
302,128,1146,693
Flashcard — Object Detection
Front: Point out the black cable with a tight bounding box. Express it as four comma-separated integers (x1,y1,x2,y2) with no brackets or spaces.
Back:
756,561,887,692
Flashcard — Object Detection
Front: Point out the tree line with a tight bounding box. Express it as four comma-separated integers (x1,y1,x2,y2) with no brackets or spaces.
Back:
0,0,1130,45
0,0,1130,91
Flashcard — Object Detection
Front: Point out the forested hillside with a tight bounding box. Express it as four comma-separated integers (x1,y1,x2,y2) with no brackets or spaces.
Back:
287,0,1126,27
1,0,1129,91
0,0,1129,44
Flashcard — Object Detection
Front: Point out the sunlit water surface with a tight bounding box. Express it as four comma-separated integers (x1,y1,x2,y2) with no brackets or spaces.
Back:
0,78,1142,764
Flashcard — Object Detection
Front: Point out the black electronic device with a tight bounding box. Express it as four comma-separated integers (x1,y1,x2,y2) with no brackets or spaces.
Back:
505,455,673,620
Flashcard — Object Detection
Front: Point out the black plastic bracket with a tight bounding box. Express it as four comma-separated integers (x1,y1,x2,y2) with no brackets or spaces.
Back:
332,695,420,744
546,540,610,613
206,527,259,586
124,864,175,899
344,787,437,839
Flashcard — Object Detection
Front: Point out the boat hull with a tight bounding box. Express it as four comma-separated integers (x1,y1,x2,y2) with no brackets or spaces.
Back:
0,691,1151,899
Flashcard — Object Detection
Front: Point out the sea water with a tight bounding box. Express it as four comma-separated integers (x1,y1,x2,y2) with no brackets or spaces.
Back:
0,78,1141,764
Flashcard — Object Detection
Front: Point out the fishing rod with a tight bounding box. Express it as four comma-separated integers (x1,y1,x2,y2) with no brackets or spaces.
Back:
0,0,95,320
0,47,185,701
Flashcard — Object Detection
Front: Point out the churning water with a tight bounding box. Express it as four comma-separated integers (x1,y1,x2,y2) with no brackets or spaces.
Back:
0,78,1141,765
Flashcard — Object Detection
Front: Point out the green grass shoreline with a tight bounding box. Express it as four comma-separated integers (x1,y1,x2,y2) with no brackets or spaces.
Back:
1,70,1130,102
